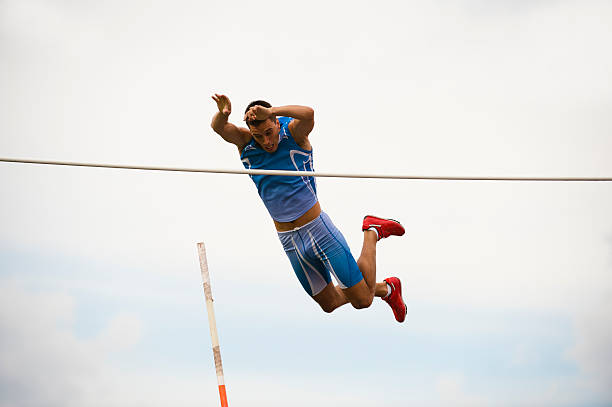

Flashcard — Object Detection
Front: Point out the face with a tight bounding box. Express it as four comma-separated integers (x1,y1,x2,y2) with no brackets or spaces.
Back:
249,118,281,153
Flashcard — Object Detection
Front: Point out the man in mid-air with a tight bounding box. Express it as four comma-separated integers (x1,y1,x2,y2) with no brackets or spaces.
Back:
210,94,407,322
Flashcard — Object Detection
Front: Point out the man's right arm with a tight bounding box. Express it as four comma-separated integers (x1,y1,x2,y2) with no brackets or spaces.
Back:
211,94,251,152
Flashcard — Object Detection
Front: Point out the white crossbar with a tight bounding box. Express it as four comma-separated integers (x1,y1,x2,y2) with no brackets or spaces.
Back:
1,157,611,181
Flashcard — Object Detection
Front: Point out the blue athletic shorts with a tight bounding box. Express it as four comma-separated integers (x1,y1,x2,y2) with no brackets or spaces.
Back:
277,212,363,296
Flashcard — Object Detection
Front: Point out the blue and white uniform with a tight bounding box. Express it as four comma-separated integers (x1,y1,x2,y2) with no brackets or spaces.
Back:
277,212,363,296
240,117,363,296
240,116,317,222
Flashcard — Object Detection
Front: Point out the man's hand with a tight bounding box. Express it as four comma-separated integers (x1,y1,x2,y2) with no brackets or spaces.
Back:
212,93,232,117
244,105,272,122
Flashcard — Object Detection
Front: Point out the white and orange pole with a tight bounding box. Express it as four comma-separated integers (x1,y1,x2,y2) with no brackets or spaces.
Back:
197,242,229,407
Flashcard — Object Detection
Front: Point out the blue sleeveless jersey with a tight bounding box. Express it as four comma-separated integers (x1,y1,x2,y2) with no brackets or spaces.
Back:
240,117,318,222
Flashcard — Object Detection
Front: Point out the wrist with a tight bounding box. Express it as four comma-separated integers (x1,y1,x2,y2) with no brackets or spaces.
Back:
212,111,228,129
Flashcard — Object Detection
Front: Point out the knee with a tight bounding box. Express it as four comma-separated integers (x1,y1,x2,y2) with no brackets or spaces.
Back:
351,295,373,310
319,303,336,313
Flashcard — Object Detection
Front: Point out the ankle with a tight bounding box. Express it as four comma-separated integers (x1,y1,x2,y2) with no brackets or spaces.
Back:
364,228,379,242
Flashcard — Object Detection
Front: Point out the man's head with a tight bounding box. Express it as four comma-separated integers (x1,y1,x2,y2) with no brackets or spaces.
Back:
245,100,280,153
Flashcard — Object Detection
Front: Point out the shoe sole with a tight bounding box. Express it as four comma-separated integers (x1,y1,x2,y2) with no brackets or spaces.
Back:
396,280,407,323
385,277,407,323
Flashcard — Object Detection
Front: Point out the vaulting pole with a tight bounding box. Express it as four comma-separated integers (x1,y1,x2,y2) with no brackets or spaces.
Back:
197,242,229,407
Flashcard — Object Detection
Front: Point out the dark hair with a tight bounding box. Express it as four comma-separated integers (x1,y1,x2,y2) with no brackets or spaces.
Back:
244,100,274,127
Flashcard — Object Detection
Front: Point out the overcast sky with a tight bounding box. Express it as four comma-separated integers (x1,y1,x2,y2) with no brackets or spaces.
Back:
1,1,612,406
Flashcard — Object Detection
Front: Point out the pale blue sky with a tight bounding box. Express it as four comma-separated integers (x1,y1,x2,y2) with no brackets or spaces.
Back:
1,1,612,406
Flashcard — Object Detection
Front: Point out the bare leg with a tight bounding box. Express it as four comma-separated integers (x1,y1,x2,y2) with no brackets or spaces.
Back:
357,230,379,297
314,230,392,313
313,283,349,313
374,282,388,297
351,230,390,302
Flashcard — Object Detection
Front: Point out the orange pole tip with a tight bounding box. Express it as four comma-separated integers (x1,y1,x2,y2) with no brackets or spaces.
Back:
218,384,228,407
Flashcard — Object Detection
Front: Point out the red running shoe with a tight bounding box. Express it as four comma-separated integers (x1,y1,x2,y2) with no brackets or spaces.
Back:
382,277,407,323
362,215,405,240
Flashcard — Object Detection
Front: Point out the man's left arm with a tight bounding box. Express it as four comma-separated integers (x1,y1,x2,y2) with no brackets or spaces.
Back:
272,106,314,147
246,104,314,147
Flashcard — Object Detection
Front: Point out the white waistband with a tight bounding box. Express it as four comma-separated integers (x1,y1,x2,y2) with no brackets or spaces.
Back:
276,212,324,234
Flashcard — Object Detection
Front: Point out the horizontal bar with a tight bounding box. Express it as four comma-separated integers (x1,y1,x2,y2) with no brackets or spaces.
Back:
1,157,611,181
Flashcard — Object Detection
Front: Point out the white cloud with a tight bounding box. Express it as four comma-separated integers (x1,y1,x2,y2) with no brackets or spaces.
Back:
0,280,146,407
435,372,489,406
566,293,612,396
93,313,143,354
0,280,97,406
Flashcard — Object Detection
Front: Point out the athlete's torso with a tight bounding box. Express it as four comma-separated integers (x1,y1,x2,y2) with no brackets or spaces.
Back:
240,117,318,223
